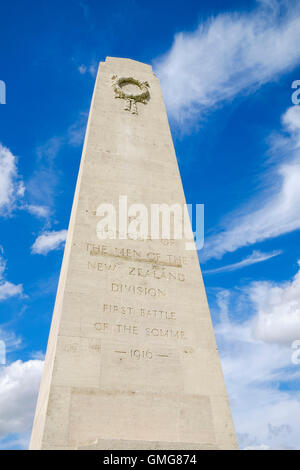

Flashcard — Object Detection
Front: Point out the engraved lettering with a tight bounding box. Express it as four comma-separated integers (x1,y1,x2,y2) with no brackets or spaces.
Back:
145,327,186,340
111,283,166,297
116,324,138,335
128,266,185,281
103,303,176,321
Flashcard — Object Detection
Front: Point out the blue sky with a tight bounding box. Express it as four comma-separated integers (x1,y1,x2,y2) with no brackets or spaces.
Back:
1,0,300,450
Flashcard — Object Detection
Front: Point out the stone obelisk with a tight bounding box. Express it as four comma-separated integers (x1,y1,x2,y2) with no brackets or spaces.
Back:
30,57,237,450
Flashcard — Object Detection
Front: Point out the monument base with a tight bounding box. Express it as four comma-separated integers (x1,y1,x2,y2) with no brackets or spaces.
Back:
78,439,216,450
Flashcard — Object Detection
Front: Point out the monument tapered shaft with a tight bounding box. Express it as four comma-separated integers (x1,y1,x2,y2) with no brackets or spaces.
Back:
30,57,237,450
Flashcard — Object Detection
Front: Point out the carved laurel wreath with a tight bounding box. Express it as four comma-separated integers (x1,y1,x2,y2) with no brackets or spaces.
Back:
112,76,150,104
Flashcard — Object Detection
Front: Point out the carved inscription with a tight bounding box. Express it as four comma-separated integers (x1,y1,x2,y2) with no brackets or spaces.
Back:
93,321,186,341
103,303,176,321
79,239,192,363
111,283,166,297
86,243,189,268
128,266,185,281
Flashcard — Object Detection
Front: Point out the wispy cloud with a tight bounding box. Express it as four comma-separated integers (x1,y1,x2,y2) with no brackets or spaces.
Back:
155,0,300,123
67,112,88,147
0,249,23,301
0,328,22,354
24,204,50,219
77,62,97,77
36,137,63,163
26,114,87,221
25,137,62,217
78,64,87,74
204,250,282,275
30,351,45,361
0,144,24,216
31,229,67,255
78,1,90,21
0,282,23,301
202,105,300,260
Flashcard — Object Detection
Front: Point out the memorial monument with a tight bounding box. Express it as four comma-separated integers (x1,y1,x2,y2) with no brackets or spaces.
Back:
30,57,237,450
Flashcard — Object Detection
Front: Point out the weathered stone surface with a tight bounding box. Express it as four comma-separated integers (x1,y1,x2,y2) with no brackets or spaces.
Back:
29,57,237,450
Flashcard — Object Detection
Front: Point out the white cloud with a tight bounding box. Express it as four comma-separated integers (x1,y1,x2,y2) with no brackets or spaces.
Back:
204,250,281,275
213,285,300,449
155,1,300,122
202,105,300,260
0,328,22,354
67,112,88,147
0,250,23,301
283,104,300,136
250,261,300,345
88,63,97,77
25,204,50,219
0,360,43,443
0,254,5,277
36,136,63,163
0,282,23,301
78,64,87,74
78,62,97,77
31,229,67,255
0,143,24,216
